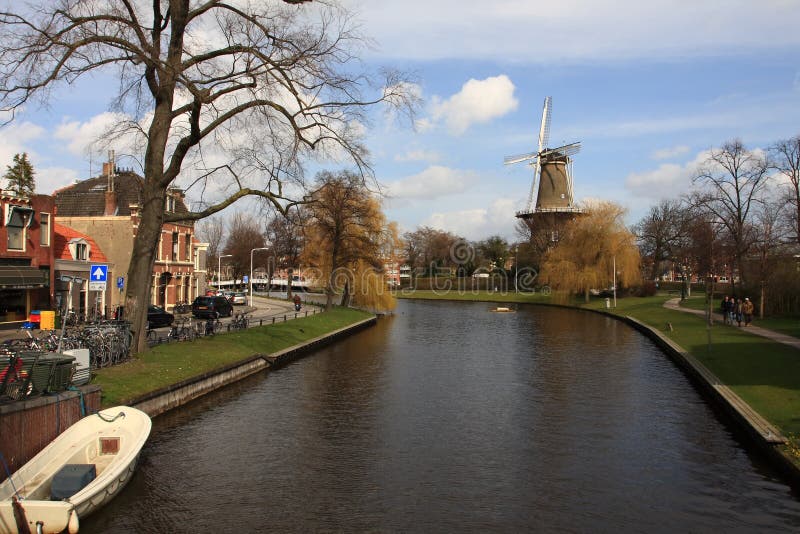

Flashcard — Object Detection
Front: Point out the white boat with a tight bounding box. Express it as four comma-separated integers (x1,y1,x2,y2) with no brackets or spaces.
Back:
0,406,151,534
490,306,515,313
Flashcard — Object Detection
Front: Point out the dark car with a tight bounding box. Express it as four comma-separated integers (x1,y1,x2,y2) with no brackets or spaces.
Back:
147,305,174,328
192,295,233,319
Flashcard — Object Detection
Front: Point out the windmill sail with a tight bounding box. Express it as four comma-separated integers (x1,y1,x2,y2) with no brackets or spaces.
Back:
504,96,581,216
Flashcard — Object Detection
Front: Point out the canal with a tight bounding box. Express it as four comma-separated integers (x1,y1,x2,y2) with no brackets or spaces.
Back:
84,300,800,532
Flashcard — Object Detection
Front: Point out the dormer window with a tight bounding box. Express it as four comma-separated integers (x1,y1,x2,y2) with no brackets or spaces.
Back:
69,238,90,261
166,196,176,212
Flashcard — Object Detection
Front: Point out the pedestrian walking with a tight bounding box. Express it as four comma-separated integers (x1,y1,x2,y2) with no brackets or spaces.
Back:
734,298,743,327
742,297,754,326
721,296,731,325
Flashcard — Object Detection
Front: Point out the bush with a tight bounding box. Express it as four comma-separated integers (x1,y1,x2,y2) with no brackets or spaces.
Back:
635,280,657,297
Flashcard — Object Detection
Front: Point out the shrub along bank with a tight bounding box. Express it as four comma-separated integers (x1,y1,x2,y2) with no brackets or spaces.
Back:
92,307,373,407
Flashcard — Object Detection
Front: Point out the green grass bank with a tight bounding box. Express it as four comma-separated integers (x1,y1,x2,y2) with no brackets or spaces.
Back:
398,289,800,463
92,307,373,407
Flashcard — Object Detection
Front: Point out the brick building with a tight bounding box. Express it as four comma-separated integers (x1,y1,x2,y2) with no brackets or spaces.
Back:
54,160,208,312
0,191,55,327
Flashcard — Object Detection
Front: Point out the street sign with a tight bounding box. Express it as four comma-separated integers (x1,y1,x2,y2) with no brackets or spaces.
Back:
89,282,105,291
242,275,249,284
90,265,108,282
117,276,124,289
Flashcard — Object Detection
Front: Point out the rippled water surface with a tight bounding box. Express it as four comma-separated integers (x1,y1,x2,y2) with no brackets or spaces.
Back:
84,300,800,532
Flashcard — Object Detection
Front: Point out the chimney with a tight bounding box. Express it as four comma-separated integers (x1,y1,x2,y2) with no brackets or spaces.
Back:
102,161,112,176
104,190,118,216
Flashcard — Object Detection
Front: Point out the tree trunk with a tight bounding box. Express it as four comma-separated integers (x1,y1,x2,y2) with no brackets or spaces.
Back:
340,280,350,307
760,281,765,319
125,183,168,353
286,267,293,300
584,287,590,303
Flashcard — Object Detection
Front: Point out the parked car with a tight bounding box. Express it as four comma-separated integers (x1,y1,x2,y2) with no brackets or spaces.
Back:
147,305,174,328
230,292,247,305
192,295,233,318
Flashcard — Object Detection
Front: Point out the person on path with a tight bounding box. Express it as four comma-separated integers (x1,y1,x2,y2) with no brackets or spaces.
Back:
721,296,731,325
734,298,743,327
742,297,754,326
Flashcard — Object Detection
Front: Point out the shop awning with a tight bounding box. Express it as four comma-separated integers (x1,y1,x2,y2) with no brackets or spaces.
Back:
0,266,49,288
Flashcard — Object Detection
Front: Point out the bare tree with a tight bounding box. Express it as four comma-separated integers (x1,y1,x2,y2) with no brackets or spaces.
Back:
633,199,691,281
750,196,791,318
222,213,266,283
0,1,416,351
691,139,768,291
769,135,800,244
196,215,225,282
266,207,306,300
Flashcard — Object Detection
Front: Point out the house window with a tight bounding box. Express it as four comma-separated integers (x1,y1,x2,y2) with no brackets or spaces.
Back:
76,242,88,260
172,232,179,261
6,206,32,251
184,235,191,261
40,212,50,246
166,196,175,212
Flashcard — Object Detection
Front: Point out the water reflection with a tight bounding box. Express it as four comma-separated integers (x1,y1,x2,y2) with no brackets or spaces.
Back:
83,300,800,532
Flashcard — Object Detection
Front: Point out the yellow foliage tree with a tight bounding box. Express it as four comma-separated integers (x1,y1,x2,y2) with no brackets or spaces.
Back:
540,202,641,302
302,170,398,312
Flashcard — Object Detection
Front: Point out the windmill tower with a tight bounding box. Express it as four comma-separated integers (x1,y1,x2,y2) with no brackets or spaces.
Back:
504,97,584,249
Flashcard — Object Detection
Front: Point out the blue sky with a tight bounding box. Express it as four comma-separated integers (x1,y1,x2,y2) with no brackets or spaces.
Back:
2,0,800,242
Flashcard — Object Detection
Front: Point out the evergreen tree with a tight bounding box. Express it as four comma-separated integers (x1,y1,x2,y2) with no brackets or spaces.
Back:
3,153,36,196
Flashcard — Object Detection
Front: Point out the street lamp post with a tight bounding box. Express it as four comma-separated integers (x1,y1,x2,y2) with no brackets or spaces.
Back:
217,254,232,294
250,247,270,307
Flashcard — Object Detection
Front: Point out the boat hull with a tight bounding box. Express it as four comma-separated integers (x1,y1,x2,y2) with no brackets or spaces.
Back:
0,406,151,533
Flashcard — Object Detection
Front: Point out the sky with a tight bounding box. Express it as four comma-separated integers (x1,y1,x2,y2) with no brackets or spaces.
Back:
2,0,800,242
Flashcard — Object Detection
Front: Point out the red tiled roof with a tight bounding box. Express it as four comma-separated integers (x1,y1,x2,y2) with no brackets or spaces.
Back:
53,223,109,263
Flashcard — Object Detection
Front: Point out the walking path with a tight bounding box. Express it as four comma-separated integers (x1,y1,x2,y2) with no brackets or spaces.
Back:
664,298,800,350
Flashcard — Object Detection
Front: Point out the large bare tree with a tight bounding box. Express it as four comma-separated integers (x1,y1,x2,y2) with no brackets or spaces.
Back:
222,213,266,284
691,139,769,291
769,135,800,244
0,1,415,351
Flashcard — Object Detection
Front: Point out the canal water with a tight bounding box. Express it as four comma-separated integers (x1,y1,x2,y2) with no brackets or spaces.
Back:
84,300,800,532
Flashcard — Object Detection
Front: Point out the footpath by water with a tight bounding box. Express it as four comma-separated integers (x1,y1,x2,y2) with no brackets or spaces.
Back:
83,300,800,532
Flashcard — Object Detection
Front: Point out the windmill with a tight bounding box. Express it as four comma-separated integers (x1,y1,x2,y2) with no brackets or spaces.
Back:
504,96,582,217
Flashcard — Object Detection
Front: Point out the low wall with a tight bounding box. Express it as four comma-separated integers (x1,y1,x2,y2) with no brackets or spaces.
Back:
0,386,101,483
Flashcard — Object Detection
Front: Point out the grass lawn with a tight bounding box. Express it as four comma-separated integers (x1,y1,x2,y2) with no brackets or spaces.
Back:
678,295,800,338
93,307,373,407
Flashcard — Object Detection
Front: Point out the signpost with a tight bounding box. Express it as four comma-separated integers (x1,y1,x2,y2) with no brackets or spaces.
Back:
89,264,108,291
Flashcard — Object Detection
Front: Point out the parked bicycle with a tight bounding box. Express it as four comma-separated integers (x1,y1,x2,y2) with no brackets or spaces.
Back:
229,311,250,331
173,301,191,314
167,317,196,342
203,314,222,337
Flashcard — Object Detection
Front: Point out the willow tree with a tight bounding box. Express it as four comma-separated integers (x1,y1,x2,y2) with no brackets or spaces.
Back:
540,202,641,302
302,170,395,311
0,1,415,352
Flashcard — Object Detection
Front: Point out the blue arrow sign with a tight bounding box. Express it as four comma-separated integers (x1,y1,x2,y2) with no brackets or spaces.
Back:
242,275,249,284
90,265,108,282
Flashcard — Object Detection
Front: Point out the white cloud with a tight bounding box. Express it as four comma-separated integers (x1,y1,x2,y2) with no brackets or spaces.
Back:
651,145,690,160
37,166,81,195
54,112,132,156
386,166,478,199
0,122,46,169
423,197,518,240
625,150,709,200
429,75,518,135
394,149,441,163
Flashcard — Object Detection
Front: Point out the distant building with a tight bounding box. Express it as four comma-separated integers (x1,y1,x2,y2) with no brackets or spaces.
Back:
53,223,110,318
54,157,207,312
0,191,55,327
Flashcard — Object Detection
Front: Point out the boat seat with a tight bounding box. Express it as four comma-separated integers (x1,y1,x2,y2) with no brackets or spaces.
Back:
51,464,96,501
